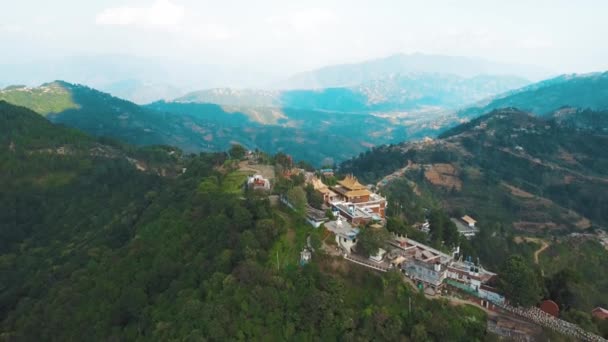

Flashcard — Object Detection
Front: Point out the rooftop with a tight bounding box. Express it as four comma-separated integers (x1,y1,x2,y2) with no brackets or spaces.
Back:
462,215,477,225
338,174,367,191
451,218,479,236
325,218,360,240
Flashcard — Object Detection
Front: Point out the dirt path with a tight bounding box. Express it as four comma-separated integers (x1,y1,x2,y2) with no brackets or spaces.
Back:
376,161,412,189
534,240,550,264
515,236,550,264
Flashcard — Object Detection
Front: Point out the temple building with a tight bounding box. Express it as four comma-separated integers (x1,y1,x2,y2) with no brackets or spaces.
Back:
330,175,387,225
311,177,338,204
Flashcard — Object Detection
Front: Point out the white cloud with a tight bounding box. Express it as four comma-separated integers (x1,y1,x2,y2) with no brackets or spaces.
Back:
266,8,338,38
96,0,185,31
0,23,23,33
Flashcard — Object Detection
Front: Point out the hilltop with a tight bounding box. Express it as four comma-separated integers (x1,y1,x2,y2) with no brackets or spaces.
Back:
457,72,608,119
0,101,491,340
342,107,608,231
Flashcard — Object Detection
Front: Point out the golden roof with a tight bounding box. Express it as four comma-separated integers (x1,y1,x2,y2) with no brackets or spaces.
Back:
338,174,367,191
344,189,372,197
311,177,328,192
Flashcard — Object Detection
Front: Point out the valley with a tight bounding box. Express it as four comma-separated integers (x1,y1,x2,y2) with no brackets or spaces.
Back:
4,1,608,340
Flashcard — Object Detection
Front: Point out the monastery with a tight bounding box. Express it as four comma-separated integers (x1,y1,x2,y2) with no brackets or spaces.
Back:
311,175,387,225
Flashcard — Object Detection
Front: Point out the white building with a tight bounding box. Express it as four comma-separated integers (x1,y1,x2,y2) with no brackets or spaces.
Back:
247,174,271,191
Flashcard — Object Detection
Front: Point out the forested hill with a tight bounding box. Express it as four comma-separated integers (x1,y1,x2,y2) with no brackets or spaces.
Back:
0,81,211,151
340,107,608,324
457,72,608,119
0,101,489,340
341,108,608,230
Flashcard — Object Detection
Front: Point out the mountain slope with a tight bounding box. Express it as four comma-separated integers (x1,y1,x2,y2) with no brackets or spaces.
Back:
0,101,489,340
458,72,608,118
342,108,608,230
275,53,549,89
0,81,233,153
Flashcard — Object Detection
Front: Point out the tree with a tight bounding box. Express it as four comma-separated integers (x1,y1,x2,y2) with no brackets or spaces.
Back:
305,184,324,209
229,144,247,160
545,268,580,310
274,152,293,169
286,186,307,213
498,255,543,306
357,226,390,257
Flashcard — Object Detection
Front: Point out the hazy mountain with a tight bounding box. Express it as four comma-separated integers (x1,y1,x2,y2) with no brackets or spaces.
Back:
457,72,608,119
177,73,530,114
0,81,437,164
0,81,209,151
100,79,186,105
274,53,551,89
0,55,280,102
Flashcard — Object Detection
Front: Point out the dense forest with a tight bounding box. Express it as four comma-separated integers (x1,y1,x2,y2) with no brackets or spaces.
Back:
0,101,491,340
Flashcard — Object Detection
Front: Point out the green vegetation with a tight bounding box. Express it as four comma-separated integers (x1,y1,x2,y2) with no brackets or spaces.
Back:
498,255,544,306
357,226,391,257
458,71,608,119
540,239,608,313
221,171,249,194
0,82,79,115
343,108,608,229
1,101,492,340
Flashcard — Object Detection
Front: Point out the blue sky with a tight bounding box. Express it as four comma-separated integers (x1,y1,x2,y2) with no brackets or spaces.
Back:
1,0,607,78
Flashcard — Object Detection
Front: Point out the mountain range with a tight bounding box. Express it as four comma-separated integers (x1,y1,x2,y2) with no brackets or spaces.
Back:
177,73,530,113
1,69,606,167
274,53,551,89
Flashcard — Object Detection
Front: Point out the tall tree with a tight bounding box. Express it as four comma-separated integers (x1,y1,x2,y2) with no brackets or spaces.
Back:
357,226,390,257
499,255,543,306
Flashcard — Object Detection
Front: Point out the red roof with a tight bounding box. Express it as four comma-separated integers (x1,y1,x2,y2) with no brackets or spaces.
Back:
592,307,608,320
540,300,560,317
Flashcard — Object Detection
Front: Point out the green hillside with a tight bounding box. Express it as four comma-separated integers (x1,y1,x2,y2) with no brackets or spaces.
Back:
0,82,79,115
458,72,608,118
343,108,608,230
340,108,608,331
0,101,489,340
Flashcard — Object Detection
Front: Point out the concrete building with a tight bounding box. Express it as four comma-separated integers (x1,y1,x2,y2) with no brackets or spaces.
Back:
324,215,360,253
247,174,271,191
305,205,328,228
451,215,479,238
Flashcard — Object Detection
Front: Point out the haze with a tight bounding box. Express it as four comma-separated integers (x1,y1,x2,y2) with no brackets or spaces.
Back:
2,0,608,89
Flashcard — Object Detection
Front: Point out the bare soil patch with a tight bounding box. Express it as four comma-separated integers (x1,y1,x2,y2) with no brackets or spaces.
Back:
424,163,462,190
501,182,535,198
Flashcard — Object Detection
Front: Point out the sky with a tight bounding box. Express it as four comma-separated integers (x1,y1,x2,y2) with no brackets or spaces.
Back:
1,0,608,86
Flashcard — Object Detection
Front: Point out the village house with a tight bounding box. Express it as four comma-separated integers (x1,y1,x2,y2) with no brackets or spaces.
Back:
247,174,271,191
592,307,608,320
451,215,479,238
388,233,503,302
305,205,329,228
320,168,334,177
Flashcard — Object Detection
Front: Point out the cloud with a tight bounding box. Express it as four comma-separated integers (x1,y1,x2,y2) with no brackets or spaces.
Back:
266,8,338,38
0,24,23,33
96,0,185,31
